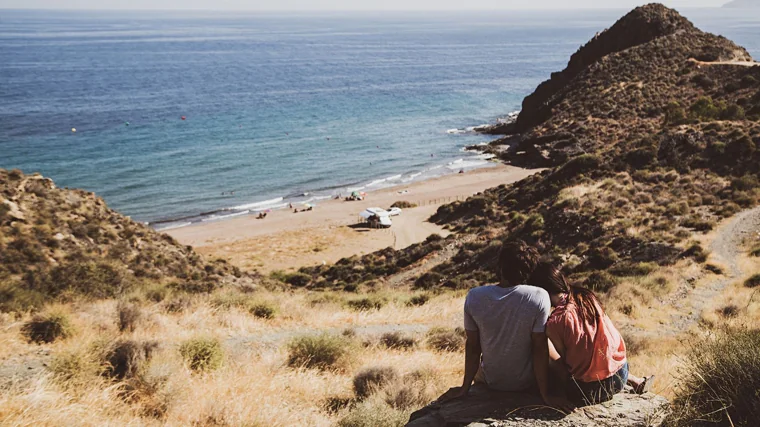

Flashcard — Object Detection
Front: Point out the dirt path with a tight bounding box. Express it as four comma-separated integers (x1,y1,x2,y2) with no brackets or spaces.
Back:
663,206,760,334
688,58,759,67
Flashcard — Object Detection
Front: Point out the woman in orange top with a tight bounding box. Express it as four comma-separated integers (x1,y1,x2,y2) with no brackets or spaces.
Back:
529,262,653,405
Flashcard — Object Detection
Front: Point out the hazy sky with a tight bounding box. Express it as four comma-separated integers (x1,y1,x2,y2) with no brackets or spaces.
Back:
0,0,727,10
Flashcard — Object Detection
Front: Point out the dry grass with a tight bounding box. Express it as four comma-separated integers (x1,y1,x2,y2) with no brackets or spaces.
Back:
0,288,461,426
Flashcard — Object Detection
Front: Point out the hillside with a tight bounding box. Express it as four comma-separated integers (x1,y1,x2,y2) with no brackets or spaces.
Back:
296,4,760,295
0,169,254,312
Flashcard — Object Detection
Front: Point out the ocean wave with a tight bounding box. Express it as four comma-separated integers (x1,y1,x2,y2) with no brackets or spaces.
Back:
229,197,284,211
154,222,192,231
446,159,489,170
202,210,250,222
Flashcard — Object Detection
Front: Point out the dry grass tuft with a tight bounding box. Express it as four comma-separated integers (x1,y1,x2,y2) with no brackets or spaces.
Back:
117,300,142,332
378,332,417,350
667,328,760,426
21,310,74,344
426,327,465,352
178,337,223,372
102,339,158,380
353,366,398,399
287,333,354,371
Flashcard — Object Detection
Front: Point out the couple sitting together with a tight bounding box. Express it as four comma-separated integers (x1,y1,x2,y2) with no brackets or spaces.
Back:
451,240,653,412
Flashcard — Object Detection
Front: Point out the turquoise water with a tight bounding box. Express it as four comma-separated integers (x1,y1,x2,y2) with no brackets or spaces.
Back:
1,9,758,226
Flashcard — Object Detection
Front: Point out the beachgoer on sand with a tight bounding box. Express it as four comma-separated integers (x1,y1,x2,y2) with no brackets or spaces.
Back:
529,262,654,405
448,240,573,412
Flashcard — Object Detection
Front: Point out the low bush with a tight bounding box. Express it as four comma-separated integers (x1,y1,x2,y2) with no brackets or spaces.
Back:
347,296,386,311
378,332,416,350
21,310,74,344
179,337,223,372
102,339,158,380
406,294,429,306
390,201,417,209
752,245,760,257
745,274,760,288
681,243,708,263
704,264,724,275
583,271,618,293
248,301,277,319
718,304,740,318
667,328,760,426
117,301,142,332
426,327,465,352
609,262,658,277
414,272,444,289
353,366,399,399
287,333,352,371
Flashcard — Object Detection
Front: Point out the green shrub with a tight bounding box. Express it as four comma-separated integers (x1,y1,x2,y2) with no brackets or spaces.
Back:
667,328,760,426
609,262,658,277
414,272,444,289
390,201,417,209
287,333,351,370
705,264,724,275
426,327,465,352
681,243,708,263
282,272,312,288
664,101,688,125
406,294,429,307
21,311,74,344
179,337,223,372
689,96,721,120
248,302,277,319
745,274,760,288
378,332,416,350
347,296,386,311
353,366,398,399
583,271,618,293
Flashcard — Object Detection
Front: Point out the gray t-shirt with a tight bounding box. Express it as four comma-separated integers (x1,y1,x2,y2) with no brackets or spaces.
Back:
464,284,551,391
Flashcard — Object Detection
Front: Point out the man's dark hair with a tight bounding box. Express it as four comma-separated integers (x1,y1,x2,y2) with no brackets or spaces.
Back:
498,239,540,286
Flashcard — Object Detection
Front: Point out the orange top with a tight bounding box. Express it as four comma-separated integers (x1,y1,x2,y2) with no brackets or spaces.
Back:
546,295,626,383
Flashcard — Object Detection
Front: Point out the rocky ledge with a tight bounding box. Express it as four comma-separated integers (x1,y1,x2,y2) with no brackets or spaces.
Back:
408,385,668,427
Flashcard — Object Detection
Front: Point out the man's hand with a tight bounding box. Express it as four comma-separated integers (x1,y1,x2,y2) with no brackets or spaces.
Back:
542,393,575,414
436,386,469,403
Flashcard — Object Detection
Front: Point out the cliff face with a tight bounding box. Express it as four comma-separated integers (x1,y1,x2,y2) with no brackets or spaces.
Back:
0,169,250,312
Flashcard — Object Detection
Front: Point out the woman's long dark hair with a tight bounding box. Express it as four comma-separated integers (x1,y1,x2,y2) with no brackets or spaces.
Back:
529,261,603,325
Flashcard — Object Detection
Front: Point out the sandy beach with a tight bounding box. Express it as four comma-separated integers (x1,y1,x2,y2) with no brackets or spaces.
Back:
168,164,539,272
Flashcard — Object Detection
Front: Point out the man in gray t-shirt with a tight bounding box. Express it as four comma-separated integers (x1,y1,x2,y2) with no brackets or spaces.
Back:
452,240,572,412
464,284,550,391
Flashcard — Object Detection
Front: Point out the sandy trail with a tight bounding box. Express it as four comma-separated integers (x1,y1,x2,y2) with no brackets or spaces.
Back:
169,165,539,272
657,206,760,335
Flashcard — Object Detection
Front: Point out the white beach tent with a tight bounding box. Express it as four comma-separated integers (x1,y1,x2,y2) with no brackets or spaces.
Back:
359,207,392,228
359,207,391,219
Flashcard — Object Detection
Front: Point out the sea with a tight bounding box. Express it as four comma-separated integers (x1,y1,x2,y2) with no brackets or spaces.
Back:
1,8,758,229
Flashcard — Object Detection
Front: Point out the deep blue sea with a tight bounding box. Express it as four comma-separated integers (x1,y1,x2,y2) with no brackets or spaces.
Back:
1,9,758,227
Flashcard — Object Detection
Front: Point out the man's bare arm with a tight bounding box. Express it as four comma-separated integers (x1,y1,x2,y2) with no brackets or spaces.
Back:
460,329,481,395
532,331,574,412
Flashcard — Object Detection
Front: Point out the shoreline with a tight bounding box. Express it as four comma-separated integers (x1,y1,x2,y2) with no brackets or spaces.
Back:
168,164,539,273
150,151,500,231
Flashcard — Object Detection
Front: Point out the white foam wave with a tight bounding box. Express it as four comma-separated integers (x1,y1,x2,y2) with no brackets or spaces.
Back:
202,210,250,222
154,222,192,231
446,160,489,170
230,197,284,211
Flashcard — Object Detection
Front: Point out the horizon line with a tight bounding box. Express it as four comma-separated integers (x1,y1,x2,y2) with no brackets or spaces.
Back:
0,5,726,12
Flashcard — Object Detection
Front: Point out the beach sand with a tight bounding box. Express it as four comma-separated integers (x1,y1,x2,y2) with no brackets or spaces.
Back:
168,164,539,272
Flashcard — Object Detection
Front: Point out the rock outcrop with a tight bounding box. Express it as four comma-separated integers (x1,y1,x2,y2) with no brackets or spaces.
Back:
408,386,668,427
